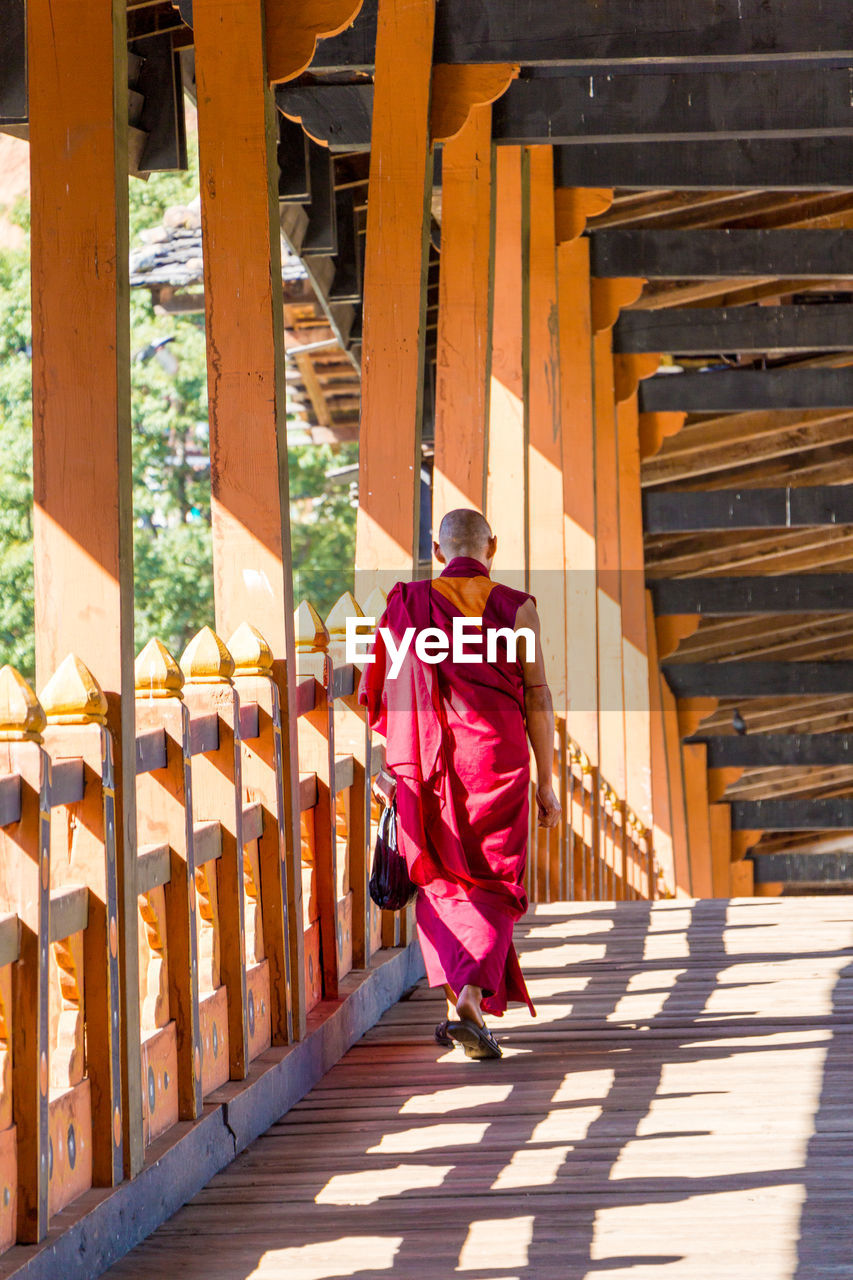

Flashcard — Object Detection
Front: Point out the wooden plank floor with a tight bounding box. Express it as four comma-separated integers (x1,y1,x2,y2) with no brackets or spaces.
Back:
107,898,853,1280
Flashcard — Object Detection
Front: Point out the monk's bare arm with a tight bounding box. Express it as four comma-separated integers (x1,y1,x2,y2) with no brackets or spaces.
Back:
516,601,561,829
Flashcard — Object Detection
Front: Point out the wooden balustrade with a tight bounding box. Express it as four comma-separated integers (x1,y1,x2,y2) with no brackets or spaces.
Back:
0,589,660,1253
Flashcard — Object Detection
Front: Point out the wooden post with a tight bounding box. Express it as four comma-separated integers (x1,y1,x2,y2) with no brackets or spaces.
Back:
433,104,494,519
193,0,304,1036
616,378,655,867
0,670,49,1241
557,238,601,834
355,0,436,578
645,592,678,896
487,146,528,582
27,0,141,1175
181,629,249,1081
135,641,204,1118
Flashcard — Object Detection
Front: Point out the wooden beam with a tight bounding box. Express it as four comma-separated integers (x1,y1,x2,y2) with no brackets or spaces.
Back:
651,575,853,616
702,733,853,767
432,103,493,518
495,67,853,143
311,0,853,70
277,115,312,201
664,661,853,698
302,139,338,256
486,146,527,578
555,139,853,191
354,0,435,578
28,0,141,1178
593,229,853,279
134,32,188,174
0,0,26,123
640,367,853,415
644,486,853,534
193,0,304,1033
616,305,853,357
751,849,853,880
733,798,853,830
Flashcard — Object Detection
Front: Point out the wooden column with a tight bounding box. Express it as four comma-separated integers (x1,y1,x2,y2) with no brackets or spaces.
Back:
27,0,142,1175
616,375,655,850
557,236,598,768
193,0,304,1035
355,0,436,579
486,146,528,582
433,104,494,520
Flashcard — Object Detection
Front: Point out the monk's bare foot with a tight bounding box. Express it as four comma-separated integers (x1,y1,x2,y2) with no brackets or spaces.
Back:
456,984,484,1028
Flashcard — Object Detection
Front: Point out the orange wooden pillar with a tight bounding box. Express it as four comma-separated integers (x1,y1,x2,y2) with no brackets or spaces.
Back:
193,0,305,1036
356,0,436,579
615,365,657,890
433,104,494,520
27,0,142,1175
678,705,716,898
486,146,528,583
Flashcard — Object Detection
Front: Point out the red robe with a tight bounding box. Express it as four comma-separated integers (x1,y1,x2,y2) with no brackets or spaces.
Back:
359,556,535,1016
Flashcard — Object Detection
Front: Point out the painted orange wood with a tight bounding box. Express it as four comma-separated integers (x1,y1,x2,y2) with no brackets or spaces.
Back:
135,698,204,1118
27,0,142,1178
527,147,567,709
430,63,518,143
557,237,598,767
44,723,124,1190
730,858,755,896
47,1080,92,1218
659,675,692,896
296,664,340,999
554,187,612,242
355,0,436,577
645,591,677,897
182,680,250,1081
0,743,49,1241
0,1125,16,1253
265,0,364,85
486,147,527,583
709,803,733,898
616,392,652,831
592,328,627,800
681,741,714,899
639,411,686,459
433,105,494,520
233,668,303,1043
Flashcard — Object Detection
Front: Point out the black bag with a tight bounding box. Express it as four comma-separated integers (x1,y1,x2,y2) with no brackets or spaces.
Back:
369,800,417,911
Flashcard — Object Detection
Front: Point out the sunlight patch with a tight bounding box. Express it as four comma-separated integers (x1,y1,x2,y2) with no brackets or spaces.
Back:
457,1216,535,1271
316,1164,452,1206
491,1145,571,1190
368,1123,489,1155
529,1105,602,1144
248,1236,402,1278
552,1068,614,1104
401,1085,512,1115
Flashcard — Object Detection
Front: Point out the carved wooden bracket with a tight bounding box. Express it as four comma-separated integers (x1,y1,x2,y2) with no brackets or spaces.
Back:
590,277,645,333
731,831,763,861
430,63,519,144
677,696,719,740
655,614,702,660
707,766,745,804
639,410,687,460
614,352,660,404
266,0,365,86
555,187,612,243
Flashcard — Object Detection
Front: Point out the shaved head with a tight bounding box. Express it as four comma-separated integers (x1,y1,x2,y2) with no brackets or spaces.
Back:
437,509,494,562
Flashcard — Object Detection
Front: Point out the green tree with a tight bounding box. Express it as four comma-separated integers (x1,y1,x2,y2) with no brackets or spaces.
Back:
0,130,358,679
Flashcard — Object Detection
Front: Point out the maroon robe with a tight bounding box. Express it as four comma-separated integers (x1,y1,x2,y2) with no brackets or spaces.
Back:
359,556,535,1016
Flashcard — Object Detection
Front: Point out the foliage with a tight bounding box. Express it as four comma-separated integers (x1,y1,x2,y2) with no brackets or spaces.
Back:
0,127,357,680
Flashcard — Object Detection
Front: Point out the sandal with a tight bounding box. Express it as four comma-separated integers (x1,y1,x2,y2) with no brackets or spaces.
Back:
446,1019,502,1060
434,1020,453,1047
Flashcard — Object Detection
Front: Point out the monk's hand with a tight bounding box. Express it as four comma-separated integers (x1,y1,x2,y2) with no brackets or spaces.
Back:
536,784,561,829
372,767,397,808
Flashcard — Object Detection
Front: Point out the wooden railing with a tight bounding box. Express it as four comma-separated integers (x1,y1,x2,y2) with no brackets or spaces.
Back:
0,589,403,1253
0,591,658,1254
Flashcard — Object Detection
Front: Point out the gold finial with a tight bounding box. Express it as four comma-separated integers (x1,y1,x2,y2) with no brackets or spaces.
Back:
294,601,329,654
0,665,46,742
228,622,274,676
360,587,388,623
180,626,235,683
325,592,364,644
578,749,592,777
40,654,108,726
135,639,184,699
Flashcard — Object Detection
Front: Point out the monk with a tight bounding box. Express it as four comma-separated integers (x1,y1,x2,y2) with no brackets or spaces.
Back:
359,509,561,1059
